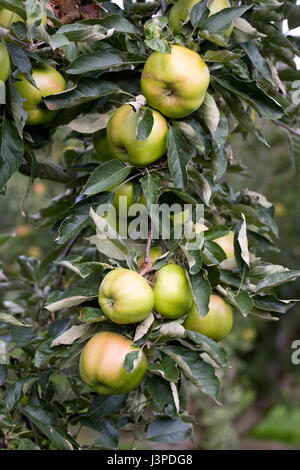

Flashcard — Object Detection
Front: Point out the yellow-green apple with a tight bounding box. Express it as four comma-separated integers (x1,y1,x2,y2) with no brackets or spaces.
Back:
0,43,11,82
79,331,147,395
14,64,66,126
153,264,193,319
184,294,233,341
141,45,210,119
109,182,135,216
169,0,233,36
106,104,168,166
93,128,114,162
213,230,234,259
0,7,24,28
137,246,163,269
99,268,154,324
194,223,235,259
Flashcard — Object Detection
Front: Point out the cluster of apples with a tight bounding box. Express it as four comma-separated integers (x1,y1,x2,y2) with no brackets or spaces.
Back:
93,44,210,166
80,188,235,395
0,7,66,126
80,258,233,395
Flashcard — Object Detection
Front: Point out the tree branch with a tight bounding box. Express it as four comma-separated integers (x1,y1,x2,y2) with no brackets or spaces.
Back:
272,120,300,138
55,232,82,290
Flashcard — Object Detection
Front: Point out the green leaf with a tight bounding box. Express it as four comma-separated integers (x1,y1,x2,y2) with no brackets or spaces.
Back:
144,38,171,54
187,167,212,206
10,326,39,346
167,126,191,191
146,417,192,443
234,214,250,276
227,289,253,318
148,356,179,382
0,364,7,386
51,23,114,44
45,288,98,313
83,160,130,196
187,271,211,318
203,49,245,62
80,394,126,430
0,233,13,246
56,255,111,279
94,419,119,449
87,15,140,35
0,312,31,327
255,270,300,293
140,172,162,207
241,41,274,85
163,345,221,403
204,5,252,33
253,295,298,314
0,120,24,189
184,331,229,368
3,377,34,411
0,401,14,429
23,405,77,450
212,75,284,119
16,439,40,450
136,108,154,141
66,51,125,75
147,375,174,405
202,93,220,137
44,79,120,110
79,306,107,324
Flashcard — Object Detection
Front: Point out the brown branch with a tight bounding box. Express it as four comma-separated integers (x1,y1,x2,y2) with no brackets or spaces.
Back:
272,120,300,138
55,231,82,290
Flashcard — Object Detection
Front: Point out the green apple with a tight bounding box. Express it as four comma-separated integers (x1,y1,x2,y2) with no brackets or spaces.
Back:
194,223,235,259
0,43,11,83
109,182,135,216
14,64,66,126
141,45,210,119
79,331,147,395
99,268,154,324
184,294,233,341
106,104,168,166
93,128,114,162
137,246,163,269
213,230,234,259
0,7,24,28
153,264,193,319
169,0,233,36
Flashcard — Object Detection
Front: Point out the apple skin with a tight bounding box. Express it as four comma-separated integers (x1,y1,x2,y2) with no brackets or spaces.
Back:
99,268,154,324
184,294,233,341
14,64,66,126
109,182,135,215
213,230,234,259
106,104,168,166
93,129,114,162
79,331,147,395
0,43,11,83
0,7,24,28
141,45,210,119
194,223,235,259
153,264,193,319
169,0,233,36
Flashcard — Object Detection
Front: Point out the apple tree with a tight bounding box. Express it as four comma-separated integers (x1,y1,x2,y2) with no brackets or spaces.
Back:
0,0,300,450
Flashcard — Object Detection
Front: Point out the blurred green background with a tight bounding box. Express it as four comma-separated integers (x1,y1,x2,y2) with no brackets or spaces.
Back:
0,121,299,450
